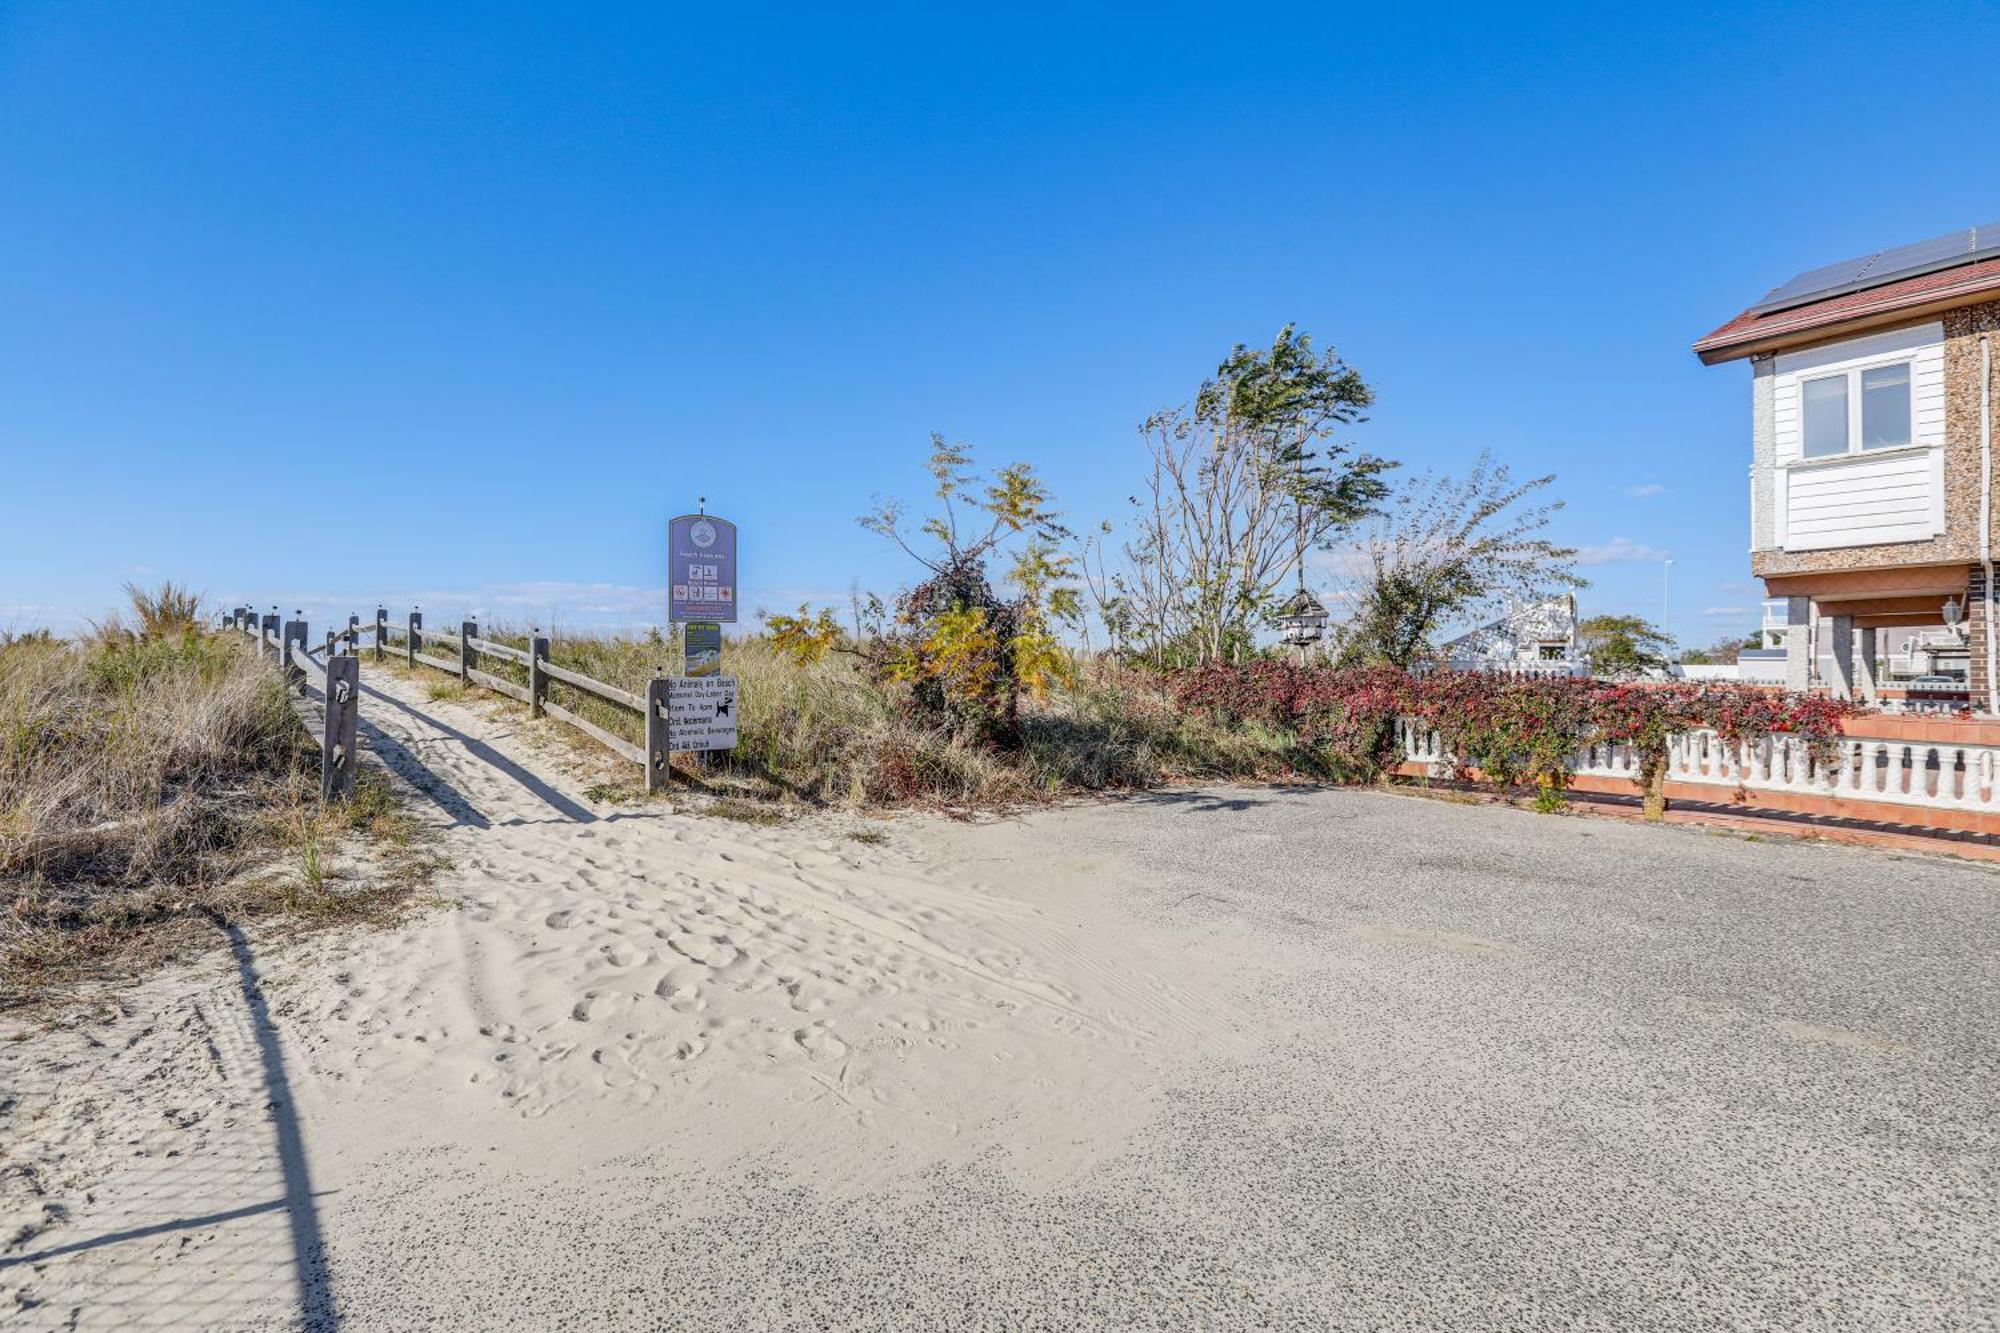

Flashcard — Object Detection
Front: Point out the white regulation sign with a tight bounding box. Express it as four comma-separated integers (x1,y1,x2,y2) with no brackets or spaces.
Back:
665,674,738,752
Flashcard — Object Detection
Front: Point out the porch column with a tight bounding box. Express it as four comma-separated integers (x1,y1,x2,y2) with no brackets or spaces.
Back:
1826,614,1856,700
1855,626,1879,704
1782,595,1813,693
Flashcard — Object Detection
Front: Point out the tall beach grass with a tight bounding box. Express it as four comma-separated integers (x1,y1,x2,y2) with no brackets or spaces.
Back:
2,587,429,1005
444,628,1319,809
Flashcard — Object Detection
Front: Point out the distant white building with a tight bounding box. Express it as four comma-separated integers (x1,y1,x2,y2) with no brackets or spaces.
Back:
1441,595,1582,676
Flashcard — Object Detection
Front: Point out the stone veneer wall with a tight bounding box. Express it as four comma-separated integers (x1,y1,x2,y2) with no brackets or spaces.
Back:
1960,304,2000,708
1749,299,2000,579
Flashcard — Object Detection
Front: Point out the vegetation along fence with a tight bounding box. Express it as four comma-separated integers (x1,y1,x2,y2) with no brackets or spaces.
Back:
222,606,682,800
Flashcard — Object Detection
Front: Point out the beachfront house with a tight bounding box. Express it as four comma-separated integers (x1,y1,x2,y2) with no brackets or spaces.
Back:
1695,223,2000,708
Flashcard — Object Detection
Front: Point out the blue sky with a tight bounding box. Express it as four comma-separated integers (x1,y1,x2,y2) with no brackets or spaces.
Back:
3,1,1996,647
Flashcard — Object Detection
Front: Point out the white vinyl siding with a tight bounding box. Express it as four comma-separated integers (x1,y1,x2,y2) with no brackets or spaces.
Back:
1767,322,1946,551
1774,447,1944,551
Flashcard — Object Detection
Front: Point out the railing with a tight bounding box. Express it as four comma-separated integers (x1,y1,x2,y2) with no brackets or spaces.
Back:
1397,717,2000,818
1873,687,1973,717
223,608,361,800
220,605,681,798
1437,658,1586,679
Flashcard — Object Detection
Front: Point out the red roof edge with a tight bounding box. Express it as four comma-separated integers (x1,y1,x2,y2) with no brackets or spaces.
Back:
1694,257,2000,364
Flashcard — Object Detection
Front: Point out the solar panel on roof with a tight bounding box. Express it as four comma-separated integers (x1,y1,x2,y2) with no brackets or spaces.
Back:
1746,222,2000,316
1755,257,1875,310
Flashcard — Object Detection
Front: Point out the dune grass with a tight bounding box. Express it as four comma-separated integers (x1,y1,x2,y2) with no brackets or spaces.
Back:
422,627,1318,811
2,590,436,1007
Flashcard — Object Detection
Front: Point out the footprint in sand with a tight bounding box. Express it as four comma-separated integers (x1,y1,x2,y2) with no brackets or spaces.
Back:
546,909,578,930
665,931,742,969
785,980,830,1013
793,1024,848,1061
654,975,704,1013
600,942,644,969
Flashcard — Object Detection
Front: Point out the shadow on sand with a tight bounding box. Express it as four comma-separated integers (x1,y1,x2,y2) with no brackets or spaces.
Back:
0,916,340,1329
212,911,340,1330
360,681,599,825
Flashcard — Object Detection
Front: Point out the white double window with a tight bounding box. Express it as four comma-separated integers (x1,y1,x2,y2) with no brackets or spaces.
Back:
1801,360,1914,458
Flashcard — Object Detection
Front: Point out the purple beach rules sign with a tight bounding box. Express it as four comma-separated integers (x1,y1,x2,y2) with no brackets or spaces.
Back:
668,513,738,623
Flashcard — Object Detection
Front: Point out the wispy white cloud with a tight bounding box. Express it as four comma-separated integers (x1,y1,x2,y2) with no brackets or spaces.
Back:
1623,483,1667,498
0,603,93,633
1575,537,1670,566
244,580,858,636
1304,542,1373,582
1701,605,1751,617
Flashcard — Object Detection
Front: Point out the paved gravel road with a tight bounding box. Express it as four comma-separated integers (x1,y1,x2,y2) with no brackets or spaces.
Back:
340,785,2000,1331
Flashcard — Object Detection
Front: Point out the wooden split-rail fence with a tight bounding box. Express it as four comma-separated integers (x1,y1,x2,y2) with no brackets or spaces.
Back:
222,606,682,800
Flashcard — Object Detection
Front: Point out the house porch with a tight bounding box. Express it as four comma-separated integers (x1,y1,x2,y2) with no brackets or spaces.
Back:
1761,563,1986,708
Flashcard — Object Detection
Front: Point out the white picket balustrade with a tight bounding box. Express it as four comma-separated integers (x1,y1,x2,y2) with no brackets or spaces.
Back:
1395,718,2000,817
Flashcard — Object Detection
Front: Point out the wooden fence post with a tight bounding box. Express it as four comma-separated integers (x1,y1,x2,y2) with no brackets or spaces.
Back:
645,671,672,794
322,653,359,801
530,632,550,719
261,611,281,664
325,629,337,659
460,620,476,686
346,613,360,653
374,607,387,663
283,616,308,690
407,609,421,669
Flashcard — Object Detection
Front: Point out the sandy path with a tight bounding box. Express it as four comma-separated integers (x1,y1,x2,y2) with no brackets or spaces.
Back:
2,666,1222,1330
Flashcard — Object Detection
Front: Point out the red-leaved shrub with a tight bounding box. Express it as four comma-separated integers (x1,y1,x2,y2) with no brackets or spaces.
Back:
1170,663,1858,813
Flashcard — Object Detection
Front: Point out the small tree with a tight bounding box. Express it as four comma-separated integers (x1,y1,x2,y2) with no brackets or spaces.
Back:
1335,453,1581,669
1681,634,1757,666
767,435,1076,745
1579,614,1674,678
1112,325,1391,665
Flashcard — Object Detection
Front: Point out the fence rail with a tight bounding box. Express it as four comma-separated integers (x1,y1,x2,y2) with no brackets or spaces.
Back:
538,658,645,712
223,608,361,800
221,605,680,798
